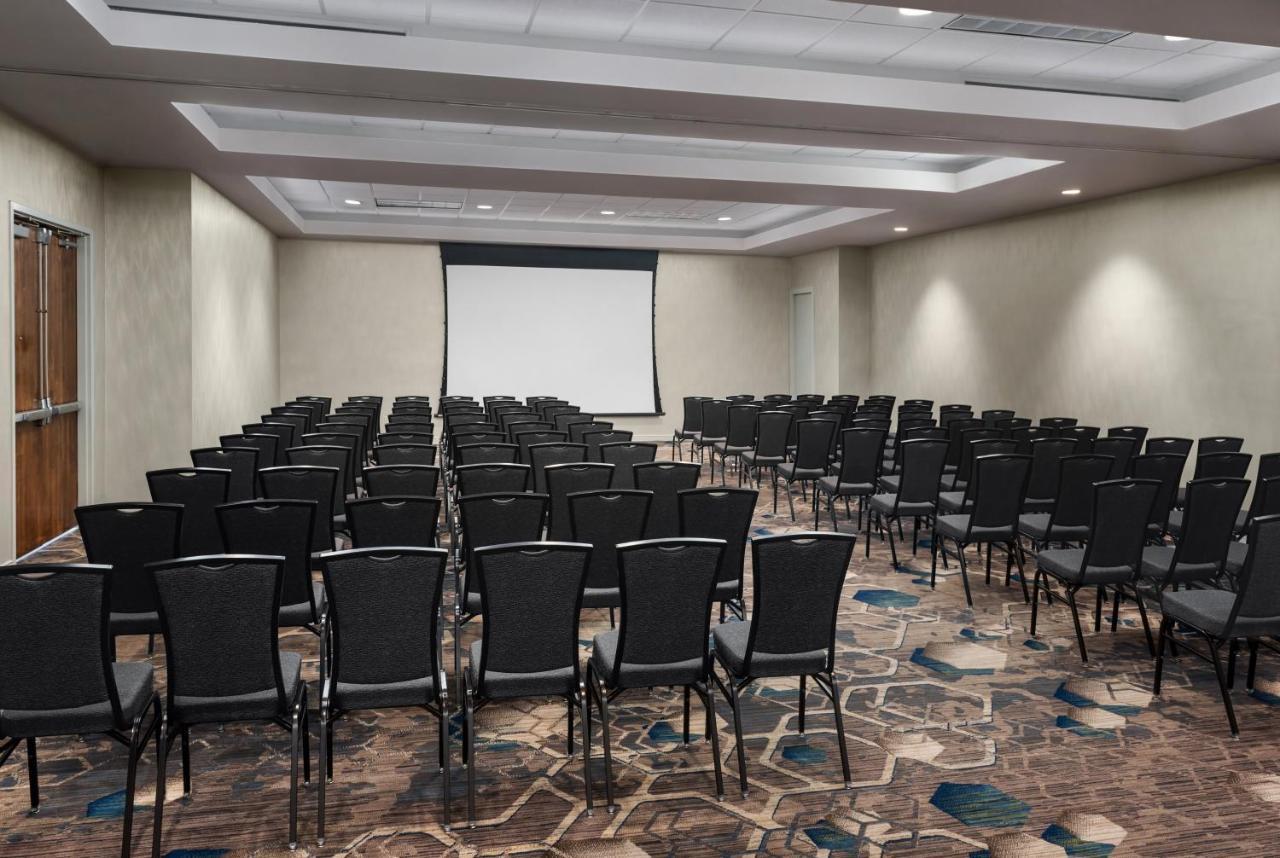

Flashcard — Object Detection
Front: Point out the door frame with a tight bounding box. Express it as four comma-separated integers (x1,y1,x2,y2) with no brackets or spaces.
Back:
9,202,96,560
789,287,815,396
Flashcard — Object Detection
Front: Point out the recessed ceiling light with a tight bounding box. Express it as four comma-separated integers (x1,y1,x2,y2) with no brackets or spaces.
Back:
1164,35,1190,42
893,226,910,232
899,8,932,16
475,204,493,210
343,198,362,206
717,216,733,222
1061,188,1082,196
600,210,616,215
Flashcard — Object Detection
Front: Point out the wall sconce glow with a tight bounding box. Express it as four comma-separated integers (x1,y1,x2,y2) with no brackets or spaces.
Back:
899,8,932,16
343,198,362,206
1164,35,1190,42
476,204,493,210
717,216,733,222
600,210,616,215
893,226,910,232
1061,188,1082,196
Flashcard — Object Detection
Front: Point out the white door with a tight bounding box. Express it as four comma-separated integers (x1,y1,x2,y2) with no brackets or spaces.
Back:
790,290,815,395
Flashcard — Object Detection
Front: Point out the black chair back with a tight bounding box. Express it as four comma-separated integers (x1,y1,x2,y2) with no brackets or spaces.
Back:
699,400,730,441
372,443,438,467
455,463,530,496
216,500,318,618
456,492,550,596
259,465,337,552
584,430,634,462
364,464,440,498
793,419,836,471
1107,426,1148,446
725,405,760,449
1192,451,1252,481
546,463,614,540
569,421,614,444
1048,455,1115,530
1146,437,1193,457
837,428,886,486
896,439,948,506
680,397,710,435
1091,436,1136,478
754,411,792,460
76,503,182,617
191,447,258,503
147,468,230,556
1198,436,1245,456
1228,515,1280,633
569,490,652,593
1024,438,1077,499
220,433,278,478
678,487,758,593
515,430,569,463
1174,478,1249,576
287,445,352,510
529,442,589,493
346,496,441,548
1079,480,1160,573
635,461,701,538
243,422,297,464
965,454,1032,539
455,443,519,466
1131,453,1188,535
600,442,658,489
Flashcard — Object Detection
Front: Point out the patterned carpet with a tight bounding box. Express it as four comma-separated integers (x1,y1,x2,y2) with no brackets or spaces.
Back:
5,448,1280,857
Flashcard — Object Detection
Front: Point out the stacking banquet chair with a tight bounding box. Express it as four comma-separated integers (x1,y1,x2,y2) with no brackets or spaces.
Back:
679,487,758,620
147,467,230,556
556,412,595,435
220,433,278,486
937,439,1017,515
546,463,615,540
454,442,518,467
1017,454,1114,552
347,495,442,548
1039,416,1078,432
866,438,948,564
1154,514,1280,737
569,420,614,444
455,463,530,496
777,419,837,522
569,489,652,626
1146,436,1193,458
303,430,362,485
1234,456,1280,537
241,422,295,466
713,404,760,485
693,400,731,465
741,410,792,512
463,542,594,826
149,555,310,855
600,441,659,490
317,547,451,840
515,430,568,463
1062,425,1100,451
931,454,1033,607
216,499,327,636
712,532,857,797
364,464,440,498
1091,435,1137,478
635,461,700,538
937,428,1001,494
372,442,438,467
260,465,339,551
77,502,183,656
1029,479,1160,663
191,447,258,503
1169,452,1252,524
453,492,551,680
1020,437,1077,512
0,564,162,858
287,445,354,518
1108,425,1149,447
1131,453,1187,541
818,427,886,532
587,538,727,809
583,429,633,462
982,409,1015,427
529,442,589,493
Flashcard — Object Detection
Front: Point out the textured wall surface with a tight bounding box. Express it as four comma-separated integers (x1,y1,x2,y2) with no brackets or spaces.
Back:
870,164,1280,465
790,247,841,397
191,176,278,447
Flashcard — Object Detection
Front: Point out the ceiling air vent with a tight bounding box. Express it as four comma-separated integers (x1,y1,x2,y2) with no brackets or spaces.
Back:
944,15,1129,44
374,199,464,210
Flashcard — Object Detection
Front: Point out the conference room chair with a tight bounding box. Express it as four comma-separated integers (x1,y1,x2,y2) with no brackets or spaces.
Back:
146,467,230,556
389,404,433,419
515,429,568,462
777,419,836,522
540,403,580,423
1090,435,1137,478
587,538,726,809
1154,514,1280,737
556,412,596,434
883,416,934,463
600,441,658,490
881,426,944,488
569,489,652,626
867,438,947,564
807,410,844,465
454,492,551,679
0,564,161,858
569,420,615,444
937,439,1016,514
149,555,309,855
1131,453,1188,540
501,414,544,439
1235,455,1280,536
995,417,1032,435
346,496,441,549
287,445,354,512
455,463,530,497
372,442,438,467
1107,425,1149,446
939,408,975,427
1017,454,1114,551
190,446,258,503
1172,451,1252,513
453,442,518,467
713,404,760,485
304,430,363,486
635,461,700,538
385,420,435,441
583,429,634,462
316,547,451,840
318,415,367,459
363,464,440,498
260,465,339,551
727,393,755,403
216,499,326,636
1145,436,1193,458
678,486,757,621
1029,479,1160,663
712,532,857,798
693,400,731,465
940,418,983,474
1021,438,1078,512
818,427,886,531
463,542,593,827
1039,416,1078,431
546,463,614,540
741,410,791,511
981,409,1015,427
220,433,278,486
295,394,332,414
763,393,792,405
264,412,309,443
794,394,824,406
852,416,892,433
285,400,325,429
526,442,587,493
937,428,1002,493
1010,425,1055,454
1062,424,1100,450
1223,477,1280,581
932,453,1033,606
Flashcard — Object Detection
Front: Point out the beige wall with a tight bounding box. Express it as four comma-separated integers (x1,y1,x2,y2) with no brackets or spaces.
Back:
790,248,840,397
869,164,1280,460
789,246,873,398
191,176,278,447
837,246,872,396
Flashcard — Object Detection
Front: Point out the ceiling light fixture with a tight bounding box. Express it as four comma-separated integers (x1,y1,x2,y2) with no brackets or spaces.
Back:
899,8,932,16
1061,188,1082,196
893,226,910,232
1164,35,1189,42
343,198,362,206
717,216,733,222
476,204,493,210
600,210,616,215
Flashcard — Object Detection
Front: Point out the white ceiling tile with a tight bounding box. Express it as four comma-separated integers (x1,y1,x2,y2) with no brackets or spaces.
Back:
855,148,914,159
1040,45,1169,81
881,28,1007,70
555,129,625,142
351,115,422,128
802,20,931,63
1118,52,1256,87
420,120,493,134
1109,33,1209,53
678,137,748,150
756,0,861,20
323,0,427,24
624,1,747,50
489,124,560,137
714,11,839,56
742,141,807,154
529,0,645,41
219,0,325,14
1194,41,1280,61
660,0,756,9
370,183,427,197
962,37,1097,77
429,0,537,33
850,5,952,28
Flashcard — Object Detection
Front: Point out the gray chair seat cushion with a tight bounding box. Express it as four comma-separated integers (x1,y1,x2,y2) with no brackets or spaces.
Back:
878,475,900,492
1018,513,1088,543
1022,496,1054,514
591,629,705,688
934,515,1013,543
696,435,726,447
1225,541,1248,574
712,621,826,678
714,442,752,456
675,430,701,440
333,675,436,711
468,641,576,699
778,462,826,480
938,491,969,514
742,451,785,467
1036,549,1133,585
279,581,328,626
1162,589,1280,638
111,610,161,636
1139,546,1221,586
0,661,154,738
582,586,621,609
173,652,302,725
817,476,874,497
938,475,967,492
868,493,933,518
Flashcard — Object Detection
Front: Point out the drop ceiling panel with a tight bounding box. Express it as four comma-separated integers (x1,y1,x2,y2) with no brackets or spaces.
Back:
756,0,862,18
1119,52,1256,87
881,29,1010,70
962,38,1099,77
849,5,951,28
429,0,536,33
624,2,747,49
322,0,426,25
529,0,645,41
802,20,932,63
1042,45,1172,81
1195,40,1280,60
713,12,838,56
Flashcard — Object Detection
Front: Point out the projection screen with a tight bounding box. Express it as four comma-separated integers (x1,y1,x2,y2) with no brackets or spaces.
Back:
441,244,661,415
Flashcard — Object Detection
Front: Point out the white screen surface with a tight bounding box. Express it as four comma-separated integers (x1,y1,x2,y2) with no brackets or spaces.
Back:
445,265,657,413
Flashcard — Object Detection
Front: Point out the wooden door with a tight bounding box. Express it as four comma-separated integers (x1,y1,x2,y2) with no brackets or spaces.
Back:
14,217,80,556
